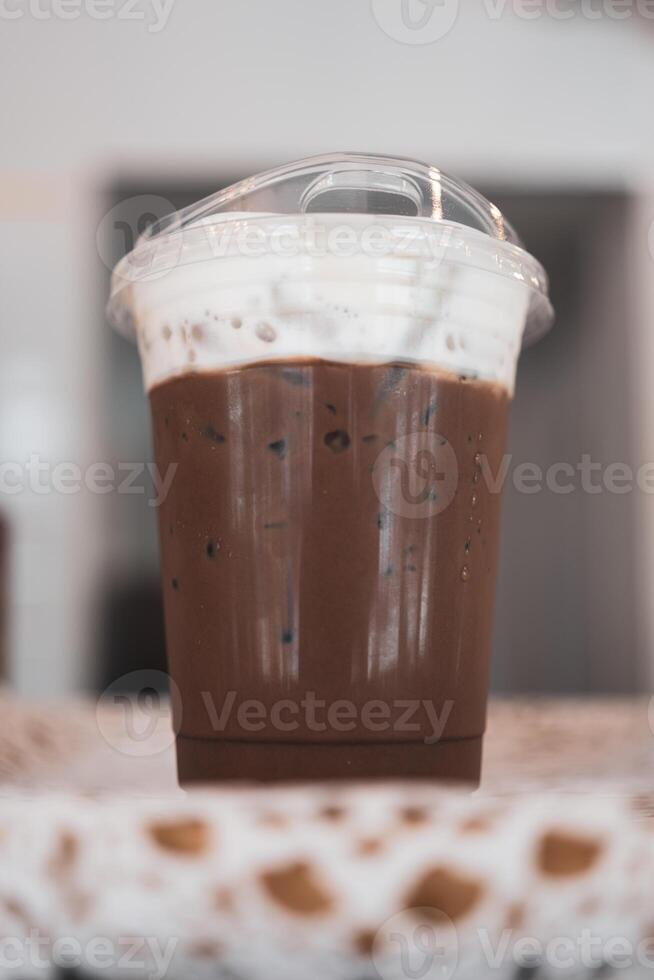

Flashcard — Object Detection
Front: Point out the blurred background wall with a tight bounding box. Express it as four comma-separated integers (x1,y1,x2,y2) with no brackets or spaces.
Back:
0,0,652,696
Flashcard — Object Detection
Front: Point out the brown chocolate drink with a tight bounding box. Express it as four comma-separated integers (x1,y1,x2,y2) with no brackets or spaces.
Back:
150,359,510,782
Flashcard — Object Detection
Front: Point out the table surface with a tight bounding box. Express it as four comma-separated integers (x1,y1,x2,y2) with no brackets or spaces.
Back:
1,692,653,980
2,691,652,796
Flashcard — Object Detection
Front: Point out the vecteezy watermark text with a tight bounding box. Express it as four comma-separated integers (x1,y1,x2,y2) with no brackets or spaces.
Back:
374,435,654,520
96,672,455,758
370,0,654,47
0,931,177,977
0,0,175,31
0,454,177,506
478,452,654,496
372,915,654,980
485,0,654,21
201,691,454,744
103,203,466,281
4,447,654,509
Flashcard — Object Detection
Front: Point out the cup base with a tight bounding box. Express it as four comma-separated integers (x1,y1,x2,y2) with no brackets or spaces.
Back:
175,735,482,786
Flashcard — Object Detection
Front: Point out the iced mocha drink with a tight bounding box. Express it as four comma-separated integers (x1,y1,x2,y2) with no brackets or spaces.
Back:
108,156,552,782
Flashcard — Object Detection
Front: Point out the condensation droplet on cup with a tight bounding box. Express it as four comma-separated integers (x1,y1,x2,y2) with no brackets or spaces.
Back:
256,322,277,343
461,565,470,582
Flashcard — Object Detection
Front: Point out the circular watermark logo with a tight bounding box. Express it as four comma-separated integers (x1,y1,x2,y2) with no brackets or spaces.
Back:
371,0,460,44
96,669,181,758
372,432,458,519
96,193,178,280
372,908,458,980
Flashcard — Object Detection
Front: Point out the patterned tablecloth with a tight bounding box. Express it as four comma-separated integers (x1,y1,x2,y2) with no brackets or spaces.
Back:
1,691,653,980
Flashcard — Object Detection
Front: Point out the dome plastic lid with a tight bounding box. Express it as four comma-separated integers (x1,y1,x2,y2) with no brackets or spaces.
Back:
108,152,554,345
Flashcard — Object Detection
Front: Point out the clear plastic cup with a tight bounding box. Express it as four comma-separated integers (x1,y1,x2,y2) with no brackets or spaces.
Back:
108,153,553,783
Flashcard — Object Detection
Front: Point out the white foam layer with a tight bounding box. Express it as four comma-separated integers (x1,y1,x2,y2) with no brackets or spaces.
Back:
114,216,532,394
